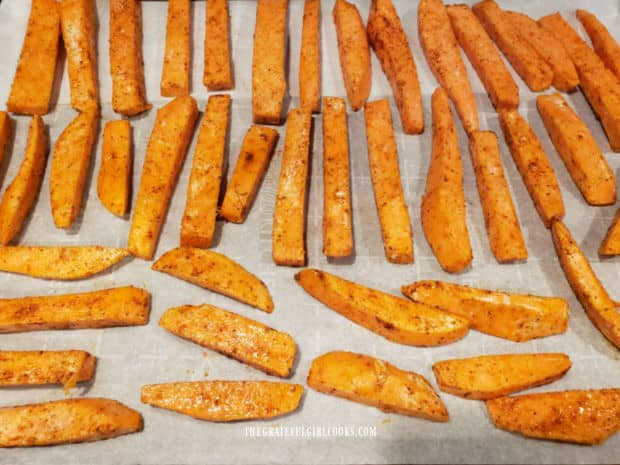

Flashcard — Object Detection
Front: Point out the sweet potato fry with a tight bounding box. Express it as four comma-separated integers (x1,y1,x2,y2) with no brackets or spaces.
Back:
0,398,143,447
364,99,413,264
141,381,303,422
203,0,232,90
128,96,198,260
299,0,321,112
161,0,190,97
367,0,423,134
418,0,478,134
219,125,279,223
160,304,295,377
600,210,620,256
308,351,448,421
486,389,620,445
0,116,48,245
152,247,274,312
0,112,12,170
295,269,469,346
577,10,620,81
6,0,60,115
401,281,569,342
433,353,571,400
98,120,132,217
0,286,149,333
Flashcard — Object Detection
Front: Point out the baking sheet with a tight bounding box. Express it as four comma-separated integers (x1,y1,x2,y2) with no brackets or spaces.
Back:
0,0,620,463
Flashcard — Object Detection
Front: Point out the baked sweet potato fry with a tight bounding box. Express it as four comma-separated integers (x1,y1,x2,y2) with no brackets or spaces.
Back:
600,210,620,256
141,381,303,422
160,304,295,377
299,0,320,112
486,389,620,445
0,112,12,170
367,0,423,134
577,10,620,81
308,351,448,421
98,120,132,217
203,0,232,90
401,281,568,342
295,269,469,346
153,247,274,312
161,0,190,97
0,398,143,447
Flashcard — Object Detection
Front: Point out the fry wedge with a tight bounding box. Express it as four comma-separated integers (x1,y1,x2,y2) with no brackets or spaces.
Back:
295,269,469,346
141,381,303,422
153,247,274,312
299,0,321,112
0,112,12,170
160,304,295,377
308,351,448,421
577,10,620,81
203,0,232,90
401,281,569,342
600,210,620,256
0,398,143,447
161,0,190,97
98,120,132,217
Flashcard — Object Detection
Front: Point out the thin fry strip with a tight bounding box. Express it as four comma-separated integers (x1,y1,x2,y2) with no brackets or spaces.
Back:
161,0,191,97
204,0,233,90
0,112,12,173
98,120,132,217
577,9,620,81
299,0,321,112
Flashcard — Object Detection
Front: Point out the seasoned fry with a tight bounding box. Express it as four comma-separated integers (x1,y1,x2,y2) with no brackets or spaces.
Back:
0,112,12,175
499,109,564,228
6,0,60,115
600,210,620,256
0,286,149,333
295,269,469,346
128,96,198,260
299,0,321,112
308,351,448,421
180,94,231,248
204,0,232,90
577,9,620,81
98,120,132,217
367,0,423,134
252,0,288,124
219,125,279,223
160,304,296,377
153,247,274,312
273,107,312,266
468,130,527,262
401,281,569,342
50,108,98,228
0,116,48,245
141,381,303,422
364,99,413,264
486,389,620,445
421,88,472,272
161,0,190,97
0,398,143,447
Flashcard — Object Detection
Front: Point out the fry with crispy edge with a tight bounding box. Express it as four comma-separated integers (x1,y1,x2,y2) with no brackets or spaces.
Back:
365,99,413,264
0,112,12,171
299,0,321,112
401,281,569,342
600,210,620,256
219,125,279,223
161,0,190,97
486,389,620,445
0,116,48,245
141,381,303,422
0,398,143,447
577,10,620,81
308,351,448,421
153,247,274,312
160,304,295,377
204,0,232,90
295,269,469,346
98,120,132,217
6,0,60,115
0,286,149,333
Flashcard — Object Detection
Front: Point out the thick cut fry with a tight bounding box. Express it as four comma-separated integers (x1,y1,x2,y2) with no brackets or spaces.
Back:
141,381,303,422
161,0,190,97
468,131,527,262
308,351,448,421
295,269,469,346
160,304,295,377
322,97,352,258
402,281,569,342
0,112,12,170
0,246,130,280
153,247,274,312
446,5,519,110
499,109,564,228
272,107,312,266
418,0,478,134
0,286,149,333
577,10,620,81
552,221,620,350
252,0,288,124
433,353,571,400
0,398,143,447
364,99,413,264
299,0,321,112
219,125,279,223
600,210,620,256
421,88,472,272
0,116,48,245
333,0,371,112
50,109,98,228
537,93,615,206
486,389,620,445
128,96,198,260
204,0,232,90
60,0,99,111
98,120,132,217
180,95,231,248
367,0,423,134
6,0,60,115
